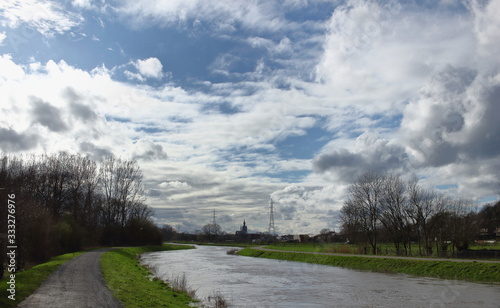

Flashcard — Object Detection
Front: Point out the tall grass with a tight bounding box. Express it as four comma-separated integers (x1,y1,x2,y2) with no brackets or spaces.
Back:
146,260,233,308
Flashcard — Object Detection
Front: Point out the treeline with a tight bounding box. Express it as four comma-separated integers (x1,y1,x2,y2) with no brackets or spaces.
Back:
340,171,499,256
0,153,162,275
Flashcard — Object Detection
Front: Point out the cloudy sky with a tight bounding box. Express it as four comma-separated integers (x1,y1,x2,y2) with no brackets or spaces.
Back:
1,0,499,234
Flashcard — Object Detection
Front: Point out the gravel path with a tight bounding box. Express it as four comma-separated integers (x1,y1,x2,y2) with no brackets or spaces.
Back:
18,248,123,308
252,246,500,263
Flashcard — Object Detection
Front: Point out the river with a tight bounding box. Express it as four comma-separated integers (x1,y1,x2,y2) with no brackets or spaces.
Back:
140,245,500,308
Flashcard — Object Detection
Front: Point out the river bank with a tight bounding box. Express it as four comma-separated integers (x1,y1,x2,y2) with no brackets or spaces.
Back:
237,247,500,283
101,244,196,308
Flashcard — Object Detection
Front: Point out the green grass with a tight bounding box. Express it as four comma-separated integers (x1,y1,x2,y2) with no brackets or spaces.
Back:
470,244,500,250
238,247,500,283
0,251,84,308
173,241,258,248
101,244,196,308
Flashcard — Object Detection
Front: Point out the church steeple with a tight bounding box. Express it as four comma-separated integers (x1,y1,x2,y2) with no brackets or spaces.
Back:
240,219,247,234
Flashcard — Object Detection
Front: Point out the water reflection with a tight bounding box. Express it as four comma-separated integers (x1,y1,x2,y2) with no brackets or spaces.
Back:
141,245,500,308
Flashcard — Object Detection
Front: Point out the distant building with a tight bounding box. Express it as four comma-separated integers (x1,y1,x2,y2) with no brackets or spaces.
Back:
236,220,248,235
313,231,340,243
235,220,261,242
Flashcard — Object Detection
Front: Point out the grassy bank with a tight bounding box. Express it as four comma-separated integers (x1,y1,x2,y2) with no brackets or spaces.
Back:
265,242,500,257
0,251,84,308
101,244,196,308
173,241,257,248
238,247,500,283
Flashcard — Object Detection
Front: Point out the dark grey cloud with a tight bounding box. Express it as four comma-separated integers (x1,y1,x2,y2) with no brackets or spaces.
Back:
312,134,408,181
0,127,39,152
421,65,476,98
151,208,186,220
30,96,69,132
147,189,163,198
133,141,168,161
464,84,500,160
69,102,98,122
278,205,297,220
313,149,362,172
63,87,98,122
79,141,113,161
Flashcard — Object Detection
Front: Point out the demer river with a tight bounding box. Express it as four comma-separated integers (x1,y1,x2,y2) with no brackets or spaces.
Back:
140,245,500,308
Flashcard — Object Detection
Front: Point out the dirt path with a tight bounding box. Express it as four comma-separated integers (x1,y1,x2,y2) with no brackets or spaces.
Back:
252,246,500,263
18,248,123,308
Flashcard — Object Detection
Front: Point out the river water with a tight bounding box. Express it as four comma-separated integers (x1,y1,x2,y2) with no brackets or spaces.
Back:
140,245,500,308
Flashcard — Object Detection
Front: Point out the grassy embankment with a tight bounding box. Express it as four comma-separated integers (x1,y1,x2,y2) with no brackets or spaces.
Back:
0,251,84,308
265,242,500,256
173,241,257,248
237,247,500,283
101,244,196,308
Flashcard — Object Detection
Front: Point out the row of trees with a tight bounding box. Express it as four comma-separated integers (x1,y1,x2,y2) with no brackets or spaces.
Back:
0,153,162,276
340,171,496,256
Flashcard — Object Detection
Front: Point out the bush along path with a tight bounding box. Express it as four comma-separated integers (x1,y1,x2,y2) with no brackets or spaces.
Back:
238,246,500,284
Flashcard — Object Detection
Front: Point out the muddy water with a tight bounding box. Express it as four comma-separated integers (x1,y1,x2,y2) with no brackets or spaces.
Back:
141,245,500,308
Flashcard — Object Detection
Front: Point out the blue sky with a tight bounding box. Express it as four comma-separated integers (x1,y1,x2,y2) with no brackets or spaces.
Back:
1,0,500,234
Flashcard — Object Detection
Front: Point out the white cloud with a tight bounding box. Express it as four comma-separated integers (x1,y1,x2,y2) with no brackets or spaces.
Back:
72,0,94,9
159,181,192,189
0,0,83,36
115,0,288,33
313,0,476,113
0,32,6,45
124,70,144,82
134,57,163,79
471,0,500,70
0,54,26,80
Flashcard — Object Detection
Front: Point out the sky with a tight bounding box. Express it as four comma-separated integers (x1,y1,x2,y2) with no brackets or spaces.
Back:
1,0,499,235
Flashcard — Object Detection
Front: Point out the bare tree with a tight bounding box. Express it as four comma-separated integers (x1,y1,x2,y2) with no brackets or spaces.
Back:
379,173,410,255
202,223,222,242
340,199,364,244
447,197,478,252
65,155,99,225
345,171,384,254
162,224,178,241
99,157,145,229
407,179,443,256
